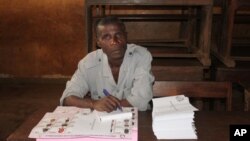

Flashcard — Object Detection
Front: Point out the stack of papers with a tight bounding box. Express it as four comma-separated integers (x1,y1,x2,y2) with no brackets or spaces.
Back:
152,95,198,139
29,106,138,141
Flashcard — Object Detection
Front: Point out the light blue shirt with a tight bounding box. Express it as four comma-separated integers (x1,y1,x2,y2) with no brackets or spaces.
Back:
60,44,155,111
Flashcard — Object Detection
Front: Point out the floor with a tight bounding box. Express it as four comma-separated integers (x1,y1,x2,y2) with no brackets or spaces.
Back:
0,81,245,141
0,82,65,141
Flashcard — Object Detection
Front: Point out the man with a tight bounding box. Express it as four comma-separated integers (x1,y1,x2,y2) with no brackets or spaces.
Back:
60,16,154,112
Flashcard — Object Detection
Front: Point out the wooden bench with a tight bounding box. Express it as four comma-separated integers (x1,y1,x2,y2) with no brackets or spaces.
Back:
85,0,213,66
152,58,208,81
153,81,232,111
212,0,250,67
213,58,250,111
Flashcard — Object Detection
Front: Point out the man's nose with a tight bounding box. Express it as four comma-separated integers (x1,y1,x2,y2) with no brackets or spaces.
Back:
111,36,119,45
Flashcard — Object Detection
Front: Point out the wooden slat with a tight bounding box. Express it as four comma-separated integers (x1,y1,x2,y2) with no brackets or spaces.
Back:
93,14,197,21
238,81,250,111
152,58,206,81
86,0,213,6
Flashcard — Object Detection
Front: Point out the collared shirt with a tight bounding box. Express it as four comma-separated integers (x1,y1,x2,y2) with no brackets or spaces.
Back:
60,44,155,111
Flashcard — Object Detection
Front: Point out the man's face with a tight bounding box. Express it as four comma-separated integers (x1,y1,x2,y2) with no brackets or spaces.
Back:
97,23,127,61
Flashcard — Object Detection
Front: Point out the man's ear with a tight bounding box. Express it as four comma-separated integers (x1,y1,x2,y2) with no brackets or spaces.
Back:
96,40,101,48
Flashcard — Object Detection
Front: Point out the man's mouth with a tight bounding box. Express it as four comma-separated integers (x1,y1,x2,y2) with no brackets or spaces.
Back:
112,50,121,54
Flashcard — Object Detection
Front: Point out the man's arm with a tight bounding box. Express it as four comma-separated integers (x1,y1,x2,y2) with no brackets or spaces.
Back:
60,59,90,106
63,95,123,113
120,99,133,107
63,95,93,108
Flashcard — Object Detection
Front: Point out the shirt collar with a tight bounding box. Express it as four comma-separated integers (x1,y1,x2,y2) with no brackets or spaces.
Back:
101,44,135,77
102,52,111,77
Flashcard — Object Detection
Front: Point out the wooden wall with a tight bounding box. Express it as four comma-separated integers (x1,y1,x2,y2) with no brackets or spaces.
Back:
0,0,180,78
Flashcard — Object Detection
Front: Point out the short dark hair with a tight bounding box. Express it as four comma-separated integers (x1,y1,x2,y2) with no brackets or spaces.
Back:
95,16,126,37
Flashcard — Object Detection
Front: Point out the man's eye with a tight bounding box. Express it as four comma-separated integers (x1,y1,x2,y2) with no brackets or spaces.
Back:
102,35,111,40
116,33,124,38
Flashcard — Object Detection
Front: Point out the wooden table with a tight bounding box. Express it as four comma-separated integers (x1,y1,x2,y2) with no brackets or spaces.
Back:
7,108,250,141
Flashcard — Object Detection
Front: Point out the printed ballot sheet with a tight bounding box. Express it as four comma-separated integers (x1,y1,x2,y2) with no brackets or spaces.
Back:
37,131,138,141
29,106,138,139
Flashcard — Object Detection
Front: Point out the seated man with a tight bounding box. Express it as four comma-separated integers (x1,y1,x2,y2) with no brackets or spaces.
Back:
60,16,154,112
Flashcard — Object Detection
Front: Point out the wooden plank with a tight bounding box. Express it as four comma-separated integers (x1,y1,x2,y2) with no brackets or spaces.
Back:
152,58,206,81
86,0,213,6
238,81,250,111
215,60,250,81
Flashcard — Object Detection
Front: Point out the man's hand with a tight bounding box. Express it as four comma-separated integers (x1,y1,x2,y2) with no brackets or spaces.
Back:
92,95,121,112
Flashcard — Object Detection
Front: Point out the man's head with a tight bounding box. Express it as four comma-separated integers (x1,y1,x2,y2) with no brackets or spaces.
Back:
96,16,127,62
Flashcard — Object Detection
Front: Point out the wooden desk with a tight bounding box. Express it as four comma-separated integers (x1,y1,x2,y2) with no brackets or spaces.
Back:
7,108,250,141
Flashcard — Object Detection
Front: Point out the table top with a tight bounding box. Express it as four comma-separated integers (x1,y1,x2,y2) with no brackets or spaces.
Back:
7,108,250,141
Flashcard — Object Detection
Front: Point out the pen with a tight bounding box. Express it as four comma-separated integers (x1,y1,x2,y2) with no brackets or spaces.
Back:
103,89,123,111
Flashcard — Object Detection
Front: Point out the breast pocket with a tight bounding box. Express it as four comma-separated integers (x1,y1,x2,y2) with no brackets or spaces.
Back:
123,86,132,98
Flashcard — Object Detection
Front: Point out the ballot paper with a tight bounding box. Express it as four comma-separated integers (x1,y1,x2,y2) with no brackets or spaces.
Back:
37,130,138,141
29,106,138,140
152,95,198,139
94,109,132,121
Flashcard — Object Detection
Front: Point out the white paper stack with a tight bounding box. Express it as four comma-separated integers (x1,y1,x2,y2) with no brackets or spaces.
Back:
152,95,198,139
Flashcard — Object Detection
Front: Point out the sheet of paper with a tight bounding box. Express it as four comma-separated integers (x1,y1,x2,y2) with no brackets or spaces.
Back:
36,130,138,141
28,112,81,138
94,109,132,121
29,106,138,140
53,106,92,115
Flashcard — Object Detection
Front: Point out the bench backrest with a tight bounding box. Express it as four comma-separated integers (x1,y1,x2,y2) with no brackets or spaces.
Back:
153,81,232,111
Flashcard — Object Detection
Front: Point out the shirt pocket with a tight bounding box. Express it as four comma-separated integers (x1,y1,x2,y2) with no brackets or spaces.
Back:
123,86,132,98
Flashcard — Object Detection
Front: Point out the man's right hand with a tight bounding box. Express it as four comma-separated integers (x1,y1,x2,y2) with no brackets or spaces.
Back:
92,95,121,112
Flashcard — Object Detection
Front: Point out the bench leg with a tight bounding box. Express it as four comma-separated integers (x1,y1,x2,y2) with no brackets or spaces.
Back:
244,89,250,111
